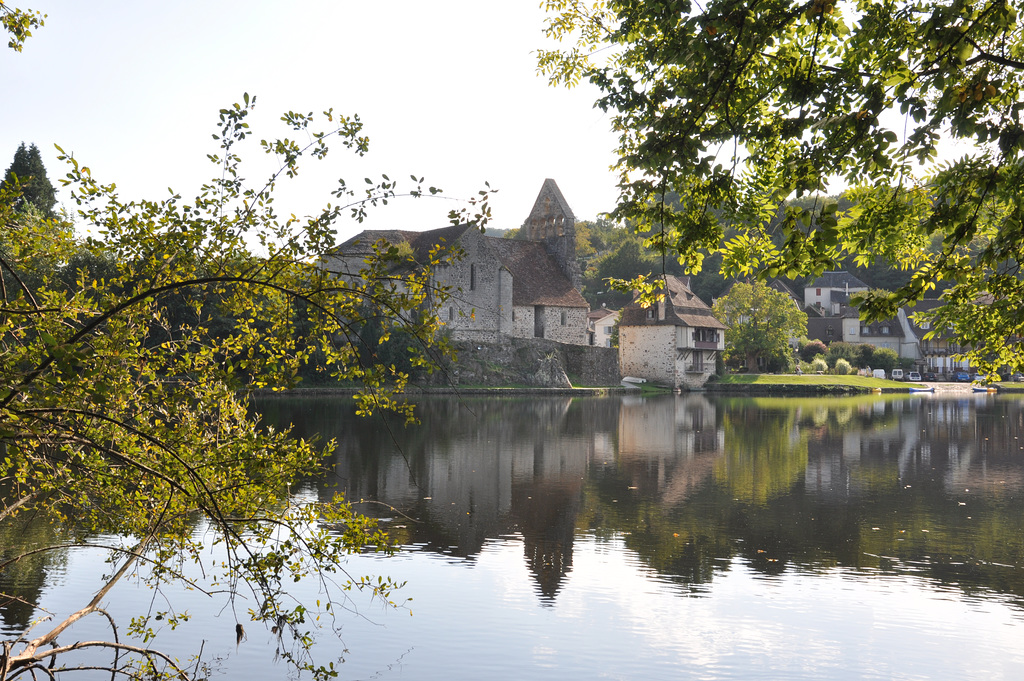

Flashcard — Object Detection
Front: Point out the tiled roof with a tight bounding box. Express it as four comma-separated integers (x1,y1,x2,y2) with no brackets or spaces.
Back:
332,223,473,265
620,275,726,329
588,308,618,323
492,239,588,308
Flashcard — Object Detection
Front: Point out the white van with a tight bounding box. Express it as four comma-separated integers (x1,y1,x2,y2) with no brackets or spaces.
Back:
891,369,904,381
872,369,886,380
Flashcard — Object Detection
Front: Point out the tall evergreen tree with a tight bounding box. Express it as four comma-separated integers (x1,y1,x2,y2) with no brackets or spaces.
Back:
4,142,56,216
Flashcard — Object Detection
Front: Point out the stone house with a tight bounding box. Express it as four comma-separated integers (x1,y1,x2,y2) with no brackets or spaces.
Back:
618,275,726,390
321,179,590,345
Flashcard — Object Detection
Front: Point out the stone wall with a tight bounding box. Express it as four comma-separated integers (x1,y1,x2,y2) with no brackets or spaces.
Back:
437,231,510,340
619,325,677,386
539,306,588,345
442,338,620,388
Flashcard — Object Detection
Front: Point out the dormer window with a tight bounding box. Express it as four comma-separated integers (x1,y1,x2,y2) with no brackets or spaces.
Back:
881,326,890,335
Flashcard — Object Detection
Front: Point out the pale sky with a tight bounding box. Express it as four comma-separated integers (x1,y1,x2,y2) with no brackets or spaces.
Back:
1,1,621,240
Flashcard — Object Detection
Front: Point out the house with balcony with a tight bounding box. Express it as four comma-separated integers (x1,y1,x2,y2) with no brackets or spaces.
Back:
618,275,726,390
905,299,971,377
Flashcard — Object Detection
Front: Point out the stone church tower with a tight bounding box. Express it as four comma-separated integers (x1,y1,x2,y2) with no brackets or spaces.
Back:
520,178,582,290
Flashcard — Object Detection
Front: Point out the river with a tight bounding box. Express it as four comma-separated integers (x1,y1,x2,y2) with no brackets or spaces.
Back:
4,393,1024,679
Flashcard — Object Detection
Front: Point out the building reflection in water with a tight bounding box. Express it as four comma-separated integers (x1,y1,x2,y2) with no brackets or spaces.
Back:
256,393,1024,604
313,395,723,601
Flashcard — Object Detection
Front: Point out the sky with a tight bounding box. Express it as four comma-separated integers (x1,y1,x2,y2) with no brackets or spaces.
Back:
1,1,622,240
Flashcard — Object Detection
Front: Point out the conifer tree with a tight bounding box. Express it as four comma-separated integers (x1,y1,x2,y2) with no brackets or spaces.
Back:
3,141,56,216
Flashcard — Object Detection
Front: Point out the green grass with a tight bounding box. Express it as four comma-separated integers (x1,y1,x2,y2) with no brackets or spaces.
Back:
717,373,906,389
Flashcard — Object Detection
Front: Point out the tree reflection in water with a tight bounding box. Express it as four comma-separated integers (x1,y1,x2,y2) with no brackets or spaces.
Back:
256,393,1024,607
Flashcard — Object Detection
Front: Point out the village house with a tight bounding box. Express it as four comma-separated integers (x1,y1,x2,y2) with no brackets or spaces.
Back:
587,308,619,348
321,179,590,345
905,299,971,377
618,275,726,390
803,271,869,316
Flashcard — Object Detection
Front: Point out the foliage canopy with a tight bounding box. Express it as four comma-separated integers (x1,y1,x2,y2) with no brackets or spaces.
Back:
712,280,807,371
540,0,1024,373
0,92,490,679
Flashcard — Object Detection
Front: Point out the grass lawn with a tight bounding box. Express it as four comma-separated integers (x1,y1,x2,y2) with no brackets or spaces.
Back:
717,373,907,389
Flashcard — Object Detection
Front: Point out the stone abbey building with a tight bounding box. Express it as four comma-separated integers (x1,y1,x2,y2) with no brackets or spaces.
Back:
323,179,590,345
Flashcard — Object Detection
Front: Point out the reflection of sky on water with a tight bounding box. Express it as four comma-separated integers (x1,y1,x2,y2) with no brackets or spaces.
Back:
6,394,1024,679
14,532,1023,681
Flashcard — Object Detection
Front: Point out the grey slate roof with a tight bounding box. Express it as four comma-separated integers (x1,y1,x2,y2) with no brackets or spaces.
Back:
806,317,842,342
808,271,869,290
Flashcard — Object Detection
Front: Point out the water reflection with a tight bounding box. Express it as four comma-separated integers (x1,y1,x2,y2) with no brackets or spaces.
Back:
258,393,1024,608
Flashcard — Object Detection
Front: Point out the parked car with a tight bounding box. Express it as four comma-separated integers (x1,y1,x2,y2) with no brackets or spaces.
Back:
891,368,904,381
953,371,971,382
922,371,937,381
908,371,922,382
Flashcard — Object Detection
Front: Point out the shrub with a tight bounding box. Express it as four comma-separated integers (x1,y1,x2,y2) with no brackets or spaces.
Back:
810,357,828,373
831,358,854,375
800,340,827,362
825,341,860,368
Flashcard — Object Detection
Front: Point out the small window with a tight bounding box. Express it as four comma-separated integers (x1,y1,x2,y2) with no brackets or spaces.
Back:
816,288,821,296
604,326,613,334
920,321,930,330
861,325,870,335
448,307,454,321
470,264,476,291
646,308,655,319
881,326,890,335
826,326,834,337
561,311,567,325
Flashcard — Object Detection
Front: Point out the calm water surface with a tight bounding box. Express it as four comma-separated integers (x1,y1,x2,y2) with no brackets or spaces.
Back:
5,393,1024,679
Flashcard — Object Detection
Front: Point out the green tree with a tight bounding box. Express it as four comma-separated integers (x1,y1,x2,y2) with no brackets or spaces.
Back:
0,95,491,679
871,347,901,373
713,281,807,372
540,0,1024,374
3,142,57,217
